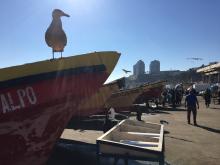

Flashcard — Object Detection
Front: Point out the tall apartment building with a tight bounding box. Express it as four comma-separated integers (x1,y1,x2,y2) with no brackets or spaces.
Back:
133,60,145,76
149,60,160,74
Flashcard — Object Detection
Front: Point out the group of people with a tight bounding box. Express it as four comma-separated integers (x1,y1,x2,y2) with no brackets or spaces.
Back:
161,86,184,108
104,85,218,129
161,86,200,126
161,85,212,126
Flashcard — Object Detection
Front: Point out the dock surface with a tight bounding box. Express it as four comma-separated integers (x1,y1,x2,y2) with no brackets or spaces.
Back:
48,96,220,165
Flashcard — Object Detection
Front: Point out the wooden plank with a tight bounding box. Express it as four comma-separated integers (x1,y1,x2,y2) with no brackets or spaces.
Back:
111,131,159,143
120,124,160,134
98,143,160,157
124,120,161,129
120,140,159,147
127,132,160,136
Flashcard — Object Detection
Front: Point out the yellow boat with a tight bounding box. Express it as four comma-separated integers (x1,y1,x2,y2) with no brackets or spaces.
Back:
76,78,124,117
105,81,166,112
0,51,120,165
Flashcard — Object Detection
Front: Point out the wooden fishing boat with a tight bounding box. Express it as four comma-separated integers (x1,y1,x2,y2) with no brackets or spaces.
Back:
104,84,145,112
135,81,166,104
76,77,125,118
0,51,120,165
97,119,164,163
104,81,165,112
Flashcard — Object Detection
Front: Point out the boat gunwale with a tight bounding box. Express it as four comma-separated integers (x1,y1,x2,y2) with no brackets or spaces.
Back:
0,51,120,82
111,80,166,96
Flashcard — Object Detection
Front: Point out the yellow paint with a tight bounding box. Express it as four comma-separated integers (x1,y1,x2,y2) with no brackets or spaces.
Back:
78,81,120,113
105,81,166,108
0,51,120,82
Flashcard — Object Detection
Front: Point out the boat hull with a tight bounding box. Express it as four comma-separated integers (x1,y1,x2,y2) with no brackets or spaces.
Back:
135,81,166,103
104,81,154,112
77,80,121,118
105,88,142,112
104,81,166,112
0,51,120,165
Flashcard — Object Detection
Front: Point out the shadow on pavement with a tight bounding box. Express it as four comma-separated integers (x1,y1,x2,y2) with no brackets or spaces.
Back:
66,118,105,131
149,110,171,115
66,113,127,131
47,139,97,165
166,135,194,143
157,106,186,112
195,124,220,134
209,107,220,110
48,139,171,165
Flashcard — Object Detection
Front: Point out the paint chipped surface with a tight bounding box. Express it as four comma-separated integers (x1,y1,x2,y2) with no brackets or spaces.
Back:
0,72,108,165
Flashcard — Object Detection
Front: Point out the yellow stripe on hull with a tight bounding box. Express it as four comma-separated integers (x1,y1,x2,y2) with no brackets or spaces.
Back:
105,88,142,108
78,81,120,116
0,51,120,82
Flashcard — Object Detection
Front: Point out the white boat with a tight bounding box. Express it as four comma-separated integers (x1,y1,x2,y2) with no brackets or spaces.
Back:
97,119,164,164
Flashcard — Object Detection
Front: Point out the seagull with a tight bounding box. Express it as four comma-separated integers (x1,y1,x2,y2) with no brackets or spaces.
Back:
186,57,203,61
122,69,131,74
45,9,70,59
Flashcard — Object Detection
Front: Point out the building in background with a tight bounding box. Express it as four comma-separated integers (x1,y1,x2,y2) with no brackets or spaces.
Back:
149,60,160,74
197,62,220,83
133,60,145,77
126,59,203,89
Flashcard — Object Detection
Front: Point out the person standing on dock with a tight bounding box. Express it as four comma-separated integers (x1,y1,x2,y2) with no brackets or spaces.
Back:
103,108,117,133
135,105,143,121
185,89,199,125
203,88,211,108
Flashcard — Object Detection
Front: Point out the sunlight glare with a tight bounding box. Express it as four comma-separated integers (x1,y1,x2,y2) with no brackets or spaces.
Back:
65,0,100,13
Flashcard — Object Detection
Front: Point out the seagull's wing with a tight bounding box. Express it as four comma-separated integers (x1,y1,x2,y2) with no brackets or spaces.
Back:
62,30,67,46
45,28,53,47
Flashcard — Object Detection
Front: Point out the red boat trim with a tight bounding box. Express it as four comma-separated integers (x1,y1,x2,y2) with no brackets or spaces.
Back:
0,64,106,89
0,72,108,115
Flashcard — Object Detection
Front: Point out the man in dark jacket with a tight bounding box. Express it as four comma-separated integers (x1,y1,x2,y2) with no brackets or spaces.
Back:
185,89,199,125
204,88,211,108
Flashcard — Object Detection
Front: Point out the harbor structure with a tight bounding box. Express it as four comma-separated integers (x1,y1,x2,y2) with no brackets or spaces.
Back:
197,62,220,83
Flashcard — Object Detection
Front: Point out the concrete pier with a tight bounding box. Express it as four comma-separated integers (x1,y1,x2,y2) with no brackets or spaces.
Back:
48,96,220,165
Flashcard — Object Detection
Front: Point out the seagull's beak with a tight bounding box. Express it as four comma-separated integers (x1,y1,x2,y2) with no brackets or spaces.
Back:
62,12,70,17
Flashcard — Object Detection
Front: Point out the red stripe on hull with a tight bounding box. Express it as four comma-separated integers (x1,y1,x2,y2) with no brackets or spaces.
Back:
0,73,106,115
0,72,108,165
135,86,164,103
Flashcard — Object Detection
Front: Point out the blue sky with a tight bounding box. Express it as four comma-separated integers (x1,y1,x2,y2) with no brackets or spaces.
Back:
0,0,220,82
